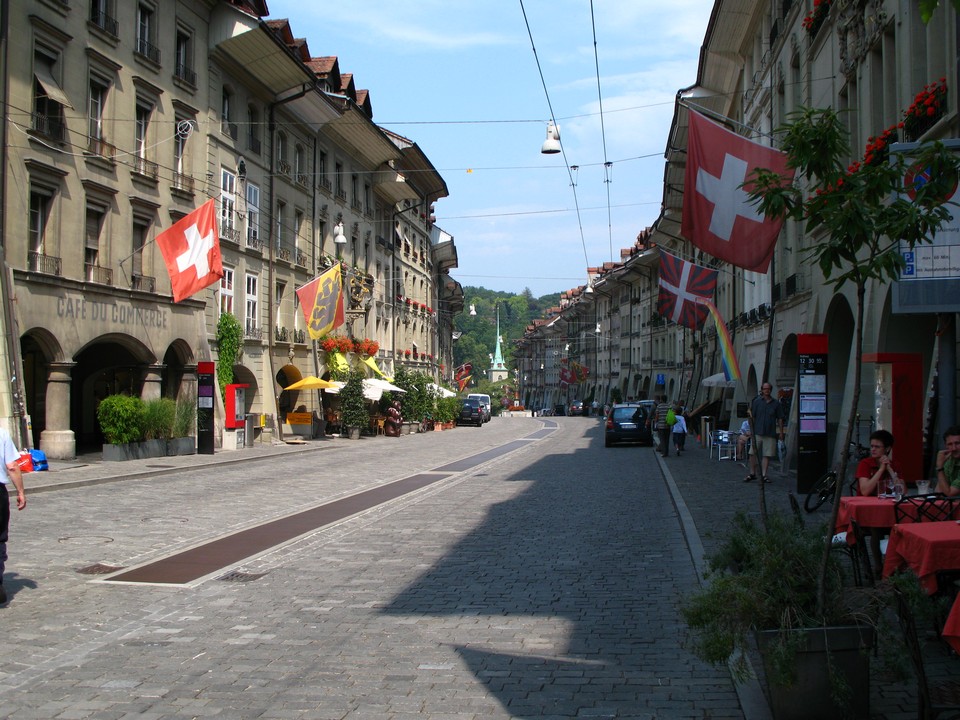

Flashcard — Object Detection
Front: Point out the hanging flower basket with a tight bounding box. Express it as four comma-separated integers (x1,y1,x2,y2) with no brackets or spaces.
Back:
335,336,354,354
801,0,831,37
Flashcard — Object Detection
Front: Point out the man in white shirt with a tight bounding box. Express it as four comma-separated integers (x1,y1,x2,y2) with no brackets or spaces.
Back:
0,426,26,605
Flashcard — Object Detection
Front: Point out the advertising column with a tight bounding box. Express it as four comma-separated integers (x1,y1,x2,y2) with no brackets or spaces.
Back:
197,362,215,455
797,334,828,493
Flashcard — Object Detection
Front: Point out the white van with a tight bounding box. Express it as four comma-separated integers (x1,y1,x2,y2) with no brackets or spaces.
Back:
467,393,492,422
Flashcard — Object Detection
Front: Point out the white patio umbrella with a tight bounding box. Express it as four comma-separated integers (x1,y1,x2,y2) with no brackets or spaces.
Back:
427,383,456,398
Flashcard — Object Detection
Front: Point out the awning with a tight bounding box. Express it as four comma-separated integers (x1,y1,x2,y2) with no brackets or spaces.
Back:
702,373,737,388
366,378,405,394
284,375,337,391
34,65,73,109
363,355,386,377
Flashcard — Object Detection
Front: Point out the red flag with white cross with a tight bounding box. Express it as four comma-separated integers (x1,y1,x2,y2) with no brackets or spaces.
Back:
681,111,794,273
156,199,224,302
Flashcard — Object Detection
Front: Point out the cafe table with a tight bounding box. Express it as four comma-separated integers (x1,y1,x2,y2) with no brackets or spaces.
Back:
836,496,898,540
882,521,960,653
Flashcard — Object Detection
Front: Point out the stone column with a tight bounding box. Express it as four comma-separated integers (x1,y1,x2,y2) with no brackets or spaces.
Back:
40,361,76,459
141,364,164,402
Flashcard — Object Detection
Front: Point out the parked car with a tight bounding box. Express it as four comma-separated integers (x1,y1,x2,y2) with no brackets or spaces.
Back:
467,393,492,422
458,398,483,427
569,400,584,416
605,402,653,447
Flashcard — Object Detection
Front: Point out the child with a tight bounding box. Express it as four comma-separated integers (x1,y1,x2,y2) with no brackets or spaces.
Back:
672,407,688,456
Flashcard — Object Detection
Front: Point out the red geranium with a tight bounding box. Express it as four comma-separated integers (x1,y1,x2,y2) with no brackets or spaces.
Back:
320,337,337,353
404,349,411,357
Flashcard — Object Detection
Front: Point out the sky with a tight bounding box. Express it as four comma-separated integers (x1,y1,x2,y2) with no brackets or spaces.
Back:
263,0,715,298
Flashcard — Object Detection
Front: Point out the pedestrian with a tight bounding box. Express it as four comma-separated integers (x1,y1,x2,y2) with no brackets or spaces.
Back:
591,399,599,417
744,382,785,483
0,426,26,605
672,406,688,456
654,395,672,458
935,426,960,496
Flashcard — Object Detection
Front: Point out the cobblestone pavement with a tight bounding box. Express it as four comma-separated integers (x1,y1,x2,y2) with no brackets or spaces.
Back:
1,417,956,718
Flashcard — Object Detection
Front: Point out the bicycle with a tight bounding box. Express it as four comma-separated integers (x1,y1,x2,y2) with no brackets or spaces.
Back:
803,440,871,513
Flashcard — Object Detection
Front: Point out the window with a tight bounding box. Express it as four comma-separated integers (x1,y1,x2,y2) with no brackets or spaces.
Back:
131,217,149,281
335,161,344,199
90,0,118,36
88,76,107,140
135,4,160,63
220,169,236,239
294,209,304,263
364,183,371,214
29,188,51,255
246,104,260,154
319,150,329,189
33,49,69,140
220,267,234,315
294,144,305,184
174,29,195,85
245,274,259,335
173,117,190,186
275,200,288,259
351,174,359,209
221,87,236,139
135,103,149,159
246,182,260,248
275,281,286,327
276,132,288,175
84,204,104,268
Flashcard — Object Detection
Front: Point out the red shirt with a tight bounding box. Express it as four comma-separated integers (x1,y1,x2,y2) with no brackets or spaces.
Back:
855,456,901,495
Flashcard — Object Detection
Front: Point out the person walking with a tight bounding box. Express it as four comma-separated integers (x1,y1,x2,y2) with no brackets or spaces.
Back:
672,406,688,456
744,382,785,483
0,426,26,605
654,395,672,458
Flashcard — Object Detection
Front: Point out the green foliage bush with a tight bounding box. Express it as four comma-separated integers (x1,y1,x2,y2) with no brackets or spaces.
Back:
216,312,243,400
96,395,147,445
173,392,195,438
339,370,369,430
143,398,176,440
435,396,460,423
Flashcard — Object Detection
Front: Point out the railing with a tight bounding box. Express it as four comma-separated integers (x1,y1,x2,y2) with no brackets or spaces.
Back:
335,188,346,201
87,136,116,160
131,274,155,293
174,63,197,86
245,232,261,251
351,199,363,212
219,225,241,244
275,326,289,342
293,328,305,344
133,156,158,179
319,177,332,192
135,37,161,64
296,173,308,187
90,9,119,36
31,112,65,142
276,246,291,262
278,159,291,176
295,248,307,266
247,135,261,154
85,264,113,285
28,252,62,276
221,120,238,140
244,320,262,339
172,173,194,193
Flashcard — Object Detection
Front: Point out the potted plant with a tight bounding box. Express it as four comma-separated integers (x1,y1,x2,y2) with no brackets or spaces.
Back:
338,370,368,439
682,512,886,719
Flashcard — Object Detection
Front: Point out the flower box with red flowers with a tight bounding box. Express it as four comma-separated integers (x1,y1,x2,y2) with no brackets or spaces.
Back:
335,337,354,354
903,78,947,141
801,0,831,36
404,349,411,357
320,337,337,353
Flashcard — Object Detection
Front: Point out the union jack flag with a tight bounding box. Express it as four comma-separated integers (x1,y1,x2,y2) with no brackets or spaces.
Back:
657,251,718,330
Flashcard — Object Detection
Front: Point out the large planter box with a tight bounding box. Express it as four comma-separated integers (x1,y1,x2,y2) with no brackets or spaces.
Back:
103,438,196,462
757,625,874,720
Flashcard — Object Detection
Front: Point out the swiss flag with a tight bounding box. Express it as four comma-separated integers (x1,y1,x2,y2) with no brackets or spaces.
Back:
681,111,794,273
156,199,223,302
657,251,718,330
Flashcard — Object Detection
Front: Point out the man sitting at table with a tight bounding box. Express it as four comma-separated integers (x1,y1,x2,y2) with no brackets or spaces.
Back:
935,426,960,496
856,429,899,496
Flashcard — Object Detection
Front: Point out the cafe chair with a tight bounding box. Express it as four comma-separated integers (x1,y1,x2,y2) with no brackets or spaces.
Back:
919,496,960,523
895,588,960,719
710,430,736,461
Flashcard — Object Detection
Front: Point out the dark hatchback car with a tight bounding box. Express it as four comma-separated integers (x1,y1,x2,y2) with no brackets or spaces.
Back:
458,398,484,427
605,403,653,447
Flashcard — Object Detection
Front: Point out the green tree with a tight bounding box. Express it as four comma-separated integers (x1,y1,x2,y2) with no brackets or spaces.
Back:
750,106,960,615
338,370,369,432
216,312,243,400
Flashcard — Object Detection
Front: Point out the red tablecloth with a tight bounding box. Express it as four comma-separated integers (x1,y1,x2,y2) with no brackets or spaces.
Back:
836,497,898,539
882,522,960,653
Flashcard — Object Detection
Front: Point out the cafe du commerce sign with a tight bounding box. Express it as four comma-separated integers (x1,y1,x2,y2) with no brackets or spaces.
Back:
54,291,170,330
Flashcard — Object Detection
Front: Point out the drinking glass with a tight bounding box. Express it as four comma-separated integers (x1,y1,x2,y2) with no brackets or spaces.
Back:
916,480,931,495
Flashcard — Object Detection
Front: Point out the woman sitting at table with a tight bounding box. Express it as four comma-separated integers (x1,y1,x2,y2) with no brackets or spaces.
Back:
856,429,899,496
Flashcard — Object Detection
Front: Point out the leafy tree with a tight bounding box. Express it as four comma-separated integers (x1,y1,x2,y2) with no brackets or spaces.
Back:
918,0,960,23
750,106,960,615
338,370,369,432
216,312,243,400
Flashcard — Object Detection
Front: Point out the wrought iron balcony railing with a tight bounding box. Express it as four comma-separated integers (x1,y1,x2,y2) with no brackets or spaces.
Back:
28,252,62,276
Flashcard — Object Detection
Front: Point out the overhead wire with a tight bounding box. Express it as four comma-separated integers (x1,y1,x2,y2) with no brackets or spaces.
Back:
588,0,615,265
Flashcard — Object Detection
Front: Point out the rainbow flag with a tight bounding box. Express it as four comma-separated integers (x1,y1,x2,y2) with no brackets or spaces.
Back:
700,299,742,382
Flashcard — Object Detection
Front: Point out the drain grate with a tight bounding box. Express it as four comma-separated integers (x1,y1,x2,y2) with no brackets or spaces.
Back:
218,570,266,583
77,563,125,575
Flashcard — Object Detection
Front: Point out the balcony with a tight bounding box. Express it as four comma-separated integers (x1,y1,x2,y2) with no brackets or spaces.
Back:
132,156,159,180
275,326,289,342
174,63,196,86
28,252,62,276
221,120,238,140
295,248,307,267
245,232,262,251
89,9,119,37
277,246,291,262
319,177,332,192
244,320,262,340
293,328,305,343
135,37,161,64
278,159,290,176
172,173,194,194
335,188,346,201
296,173,308,187
131,274,155,293
87,136,116,160
219,224,241,245
31,112,66,142
85,264,113,285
